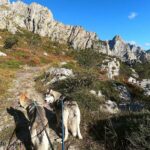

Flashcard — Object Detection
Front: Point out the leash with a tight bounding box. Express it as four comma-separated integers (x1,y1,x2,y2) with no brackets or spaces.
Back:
61,97,65,150
33,101,54,150
6,128,16,150
31,123,48,139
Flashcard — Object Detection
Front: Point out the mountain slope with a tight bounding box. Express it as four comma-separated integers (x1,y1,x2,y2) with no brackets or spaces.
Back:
0,1,148,63
0,1,150,150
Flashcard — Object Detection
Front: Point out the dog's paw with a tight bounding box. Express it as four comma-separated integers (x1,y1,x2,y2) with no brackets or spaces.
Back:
78,135,83,140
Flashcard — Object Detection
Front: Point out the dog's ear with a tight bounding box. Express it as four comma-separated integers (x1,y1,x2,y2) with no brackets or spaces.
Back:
46,89,51,93
19,92,28,101
50,89,53,93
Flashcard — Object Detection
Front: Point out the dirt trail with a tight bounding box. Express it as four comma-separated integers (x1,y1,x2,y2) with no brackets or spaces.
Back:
0,65,61,149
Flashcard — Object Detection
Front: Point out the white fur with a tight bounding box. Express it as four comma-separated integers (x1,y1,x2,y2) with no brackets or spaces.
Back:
60,102,83,141
45,94,55,103
45,90,83,141
32,129,49,150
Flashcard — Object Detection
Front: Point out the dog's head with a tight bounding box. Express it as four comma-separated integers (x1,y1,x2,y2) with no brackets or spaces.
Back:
45,89,62,104
19,92,32,109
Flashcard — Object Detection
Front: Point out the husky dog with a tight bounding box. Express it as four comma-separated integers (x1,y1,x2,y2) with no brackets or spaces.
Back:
45,89,83,141
19,92,50,150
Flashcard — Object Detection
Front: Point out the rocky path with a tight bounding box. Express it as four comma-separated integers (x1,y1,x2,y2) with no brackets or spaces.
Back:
0,65,61,149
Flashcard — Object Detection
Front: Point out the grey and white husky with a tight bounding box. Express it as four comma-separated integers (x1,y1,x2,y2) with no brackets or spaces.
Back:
45,89,83,141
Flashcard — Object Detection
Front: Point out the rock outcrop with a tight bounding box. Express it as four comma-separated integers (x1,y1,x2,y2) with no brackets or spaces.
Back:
100,58,120,79
0,1,148,63
0,51,7,56
100,100,120,114
94,36,147,63
128,77,150,96
146,50,150,61
44,67,74,85
115,84,131,101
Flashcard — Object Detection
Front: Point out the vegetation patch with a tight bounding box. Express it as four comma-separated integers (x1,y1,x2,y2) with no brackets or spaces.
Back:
73,49,107,68
0,59,22,69
0,68,16,98
133,62,150,79
89,112,150,150
4,36,18,49
120,61,132,79
91,80,121,102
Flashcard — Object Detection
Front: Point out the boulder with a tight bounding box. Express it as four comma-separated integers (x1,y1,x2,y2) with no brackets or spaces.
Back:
115,85,131,101
137,79,150,96
45,67,74,84
128,77,150,96
100,100,119,114
128,77,137,84
0,51,7,56
90,90,104,98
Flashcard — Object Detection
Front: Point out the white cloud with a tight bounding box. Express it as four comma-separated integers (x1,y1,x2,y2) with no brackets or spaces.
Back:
127,40,137,45
128,12,138,20
145,43,150,46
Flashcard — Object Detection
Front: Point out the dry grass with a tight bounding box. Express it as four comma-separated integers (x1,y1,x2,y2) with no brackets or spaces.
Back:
0,68,16,99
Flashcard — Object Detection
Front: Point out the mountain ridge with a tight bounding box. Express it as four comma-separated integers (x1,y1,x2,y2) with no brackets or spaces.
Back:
0,1,148,63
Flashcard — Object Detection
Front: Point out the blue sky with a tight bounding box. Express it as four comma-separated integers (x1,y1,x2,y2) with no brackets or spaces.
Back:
12,0,150,50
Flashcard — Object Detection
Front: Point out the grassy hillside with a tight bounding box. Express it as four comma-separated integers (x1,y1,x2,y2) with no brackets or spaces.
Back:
35,47,150,149
0,29,150,149
0,29,73,97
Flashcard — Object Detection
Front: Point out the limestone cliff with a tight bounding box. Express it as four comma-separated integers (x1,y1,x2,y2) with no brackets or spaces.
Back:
0,1,148,63
94,36,147,63
0,1,98,50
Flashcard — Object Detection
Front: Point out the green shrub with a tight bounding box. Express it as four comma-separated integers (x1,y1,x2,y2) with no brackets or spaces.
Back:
90,113,150,150
120,62,132,77
92,80,121,102
70,89,103,112
125,82,150,102
75,49,107,68
52,72,96,93
133,62,150,79
28,34,41,47
0,60,22,69
4,36,18,49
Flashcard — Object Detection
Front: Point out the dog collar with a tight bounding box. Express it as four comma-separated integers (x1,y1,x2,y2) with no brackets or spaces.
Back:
26,103,36,111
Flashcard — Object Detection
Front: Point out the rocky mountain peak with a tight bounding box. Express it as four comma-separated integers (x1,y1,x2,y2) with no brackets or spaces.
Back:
0,1,148,63
112,35,124,42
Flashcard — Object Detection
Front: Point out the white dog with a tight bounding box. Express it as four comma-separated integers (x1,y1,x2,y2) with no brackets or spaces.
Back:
45,89,83,141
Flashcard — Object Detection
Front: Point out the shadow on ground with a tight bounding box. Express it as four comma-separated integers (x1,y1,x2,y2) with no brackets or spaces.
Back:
7,107,33,150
